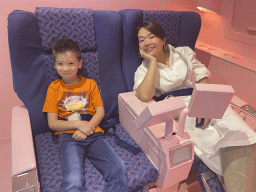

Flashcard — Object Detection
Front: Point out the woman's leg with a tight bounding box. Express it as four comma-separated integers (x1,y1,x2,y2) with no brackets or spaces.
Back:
221,143,256,192
58,134,86,192
85,133,128,192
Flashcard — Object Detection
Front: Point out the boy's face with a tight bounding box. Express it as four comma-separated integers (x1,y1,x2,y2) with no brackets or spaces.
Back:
54,51,82,84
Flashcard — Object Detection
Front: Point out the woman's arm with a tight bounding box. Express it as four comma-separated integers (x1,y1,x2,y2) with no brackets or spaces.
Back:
197,76,210,84
135,50,158,102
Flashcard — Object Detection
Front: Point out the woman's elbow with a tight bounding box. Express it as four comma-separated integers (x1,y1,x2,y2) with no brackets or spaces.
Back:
136,92,152,102
141,96,152,102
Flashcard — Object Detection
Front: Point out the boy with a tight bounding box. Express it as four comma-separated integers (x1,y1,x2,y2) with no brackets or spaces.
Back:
43,39,128,192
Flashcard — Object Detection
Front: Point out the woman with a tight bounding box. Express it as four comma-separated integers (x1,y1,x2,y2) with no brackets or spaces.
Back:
134,21,256,191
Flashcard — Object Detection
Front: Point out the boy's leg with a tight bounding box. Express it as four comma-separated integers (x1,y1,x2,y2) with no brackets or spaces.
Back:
85,132,128,192
58,134,86,192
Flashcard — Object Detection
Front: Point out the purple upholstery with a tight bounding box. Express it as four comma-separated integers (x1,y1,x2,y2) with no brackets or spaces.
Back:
10,7,223,192
35,124,158,192
8,7,157,192
35,7,96,52
118,9,224,192
118,9,201,91
143,10,181,46
192,154,225,192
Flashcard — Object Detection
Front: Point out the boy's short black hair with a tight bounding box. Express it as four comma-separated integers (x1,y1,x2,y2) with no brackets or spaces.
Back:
52,39,82,62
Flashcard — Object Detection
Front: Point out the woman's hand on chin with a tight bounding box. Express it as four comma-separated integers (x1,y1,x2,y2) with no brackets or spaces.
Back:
140,49,157,63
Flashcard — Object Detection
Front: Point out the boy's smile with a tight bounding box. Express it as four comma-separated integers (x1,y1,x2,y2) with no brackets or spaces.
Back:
54,51,82,85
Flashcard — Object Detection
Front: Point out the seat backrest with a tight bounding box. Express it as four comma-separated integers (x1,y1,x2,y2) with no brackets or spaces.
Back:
119,9,201,91
8,7,126,137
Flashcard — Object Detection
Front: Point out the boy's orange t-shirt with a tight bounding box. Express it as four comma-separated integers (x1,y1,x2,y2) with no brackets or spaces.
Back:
43,76,104,134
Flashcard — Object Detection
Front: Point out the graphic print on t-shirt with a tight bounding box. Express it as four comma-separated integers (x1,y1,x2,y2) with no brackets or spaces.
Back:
58,89,90,114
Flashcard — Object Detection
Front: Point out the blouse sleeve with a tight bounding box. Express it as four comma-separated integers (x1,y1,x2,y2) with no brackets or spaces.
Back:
133,61,148,92
182,46,211,82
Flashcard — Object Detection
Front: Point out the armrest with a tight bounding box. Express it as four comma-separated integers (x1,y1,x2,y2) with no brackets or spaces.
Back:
135,97,186,130
119,91,186,142
12,105,37,176
119,91,194,189
118,91,155,117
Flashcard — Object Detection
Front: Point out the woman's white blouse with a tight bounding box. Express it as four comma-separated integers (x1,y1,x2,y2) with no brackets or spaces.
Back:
133,46,211,96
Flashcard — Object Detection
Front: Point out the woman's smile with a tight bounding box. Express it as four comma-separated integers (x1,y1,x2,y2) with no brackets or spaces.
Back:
144,46,155,53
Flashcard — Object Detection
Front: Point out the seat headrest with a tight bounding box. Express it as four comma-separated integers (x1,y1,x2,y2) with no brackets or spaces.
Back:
143,10,181,46
35,7,96,52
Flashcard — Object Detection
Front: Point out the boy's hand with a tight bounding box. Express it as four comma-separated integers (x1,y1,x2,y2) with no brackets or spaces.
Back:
75,120,94,136
72,130,87,140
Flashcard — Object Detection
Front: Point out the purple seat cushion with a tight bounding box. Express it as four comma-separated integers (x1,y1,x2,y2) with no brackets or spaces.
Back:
35,123,158,192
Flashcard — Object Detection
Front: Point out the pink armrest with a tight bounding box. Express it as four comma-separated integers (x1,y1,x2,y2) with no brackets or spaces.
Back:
12,105,36,176
118,92,194,190
135,97,186,130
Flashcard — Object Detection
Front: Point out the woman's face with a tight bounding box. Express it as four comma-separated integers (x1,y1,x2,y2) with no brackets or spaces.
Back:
138,27,166,59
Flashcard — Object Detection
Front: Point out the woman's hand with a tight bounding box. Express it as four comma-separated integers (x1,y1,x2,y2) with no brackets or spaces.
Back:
136,49,158,101
197,118,212,129
140,49,157,63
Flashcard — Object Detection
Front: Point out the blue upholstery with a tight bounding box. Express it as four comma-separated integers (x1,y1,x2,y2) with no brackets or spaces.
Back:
8,10,50,136
8,8,157,192
192,155,225,192
35,7,96,52
119,9,224,192
143,10,181,46
35,7,100,87
35,124,158,192
118,9,201,91
8,8,127,136
9,7,222,192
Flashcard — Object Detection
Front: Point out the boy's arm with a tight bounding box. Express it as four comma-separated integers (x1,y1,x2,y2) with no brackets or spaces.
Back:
72,106,105,139
90,105,105,129
77,105,105,135
72,130,88,140
47,112,79,132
